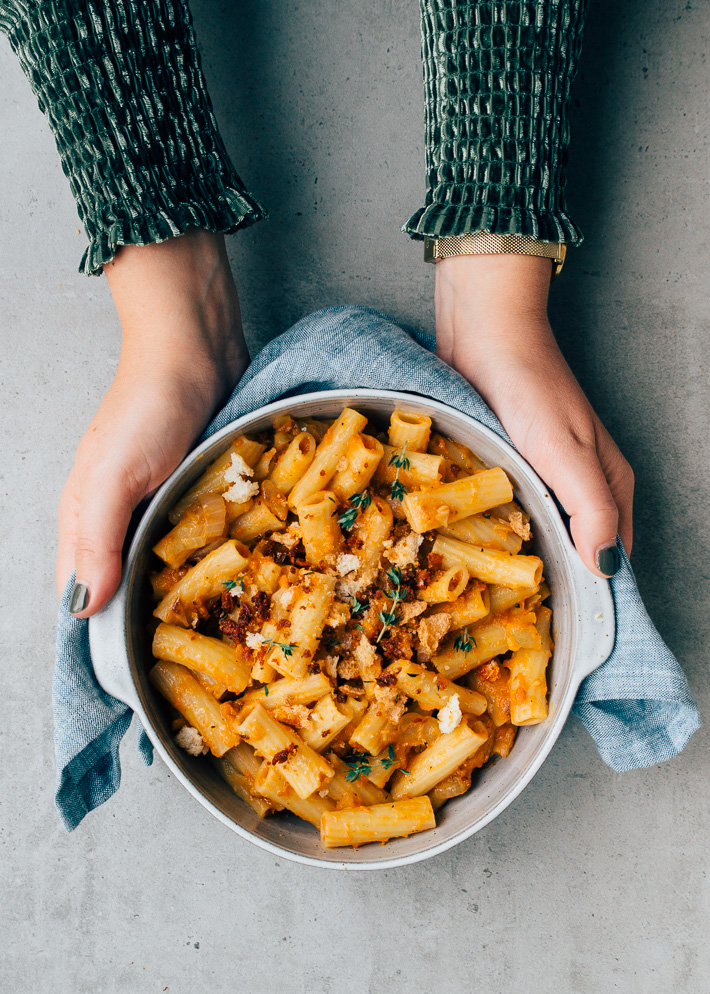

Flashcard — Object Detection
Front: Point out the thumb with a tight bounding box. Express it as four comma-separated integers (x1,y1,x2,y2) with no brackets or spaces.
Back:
544,439,621,578
68,468,143,617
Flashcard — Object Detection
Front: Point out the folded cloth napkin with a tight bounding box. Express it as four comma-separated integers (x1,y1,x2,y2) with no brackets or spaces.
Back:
54,305,700,830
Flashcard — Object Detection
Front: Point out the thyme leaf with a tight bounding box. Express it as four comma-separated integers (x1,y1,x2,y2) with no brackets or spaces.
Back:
453,628,476,655
262,638,297,658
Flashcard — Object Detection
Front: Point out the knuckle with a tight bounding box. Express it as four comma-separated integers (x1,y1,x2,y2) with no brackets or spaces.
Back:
74,535,101,564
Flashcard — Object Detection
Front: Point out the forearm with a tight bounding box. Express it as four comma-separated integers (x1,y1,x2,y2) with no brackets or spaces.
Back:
1,0,267,274
405,0,588,243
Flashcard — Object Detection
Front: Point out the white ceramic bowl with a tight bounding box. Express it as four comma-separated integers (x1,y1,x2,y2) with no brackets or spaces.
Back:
90,389,614,869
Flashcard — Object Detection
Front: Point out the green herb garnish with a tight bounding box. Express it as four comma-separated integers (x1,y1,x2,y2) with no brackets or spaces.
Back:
376,565,405,643
223,578,245,591
337,490,372,531
344,745,409,781
453,628,476,655
262,638,297,658
388,443,410,502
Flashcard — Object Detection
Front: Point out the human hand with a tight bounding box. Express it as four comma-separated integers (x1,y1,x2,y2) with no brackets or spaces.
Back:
435,253,633,577
59,230,248,616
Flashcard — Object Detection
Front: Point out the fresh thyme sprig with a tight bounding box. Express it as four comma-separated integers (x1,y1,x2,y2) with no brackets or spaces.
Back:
453,628,476,655
388,443,410,502
262,638,297,658
376,565,406,643
344,744,409,782
337,490,372,530
223,578,245,592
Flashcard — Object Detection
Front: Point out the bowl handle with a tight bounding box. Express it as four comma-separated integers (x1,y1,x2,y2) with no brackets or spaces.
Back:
567,551,616,683
88,577,141,713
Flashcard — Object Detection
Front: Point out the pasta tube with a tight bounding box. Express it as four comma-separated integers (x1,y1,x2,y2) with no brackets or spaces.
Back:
238,704,334,799
254,763,335,827
325,754,389,807
229,490,286,544
213,745,271,817
300,695,350,752
466,661,512,727
350,494,393,572
433,535,543,589
394,662,487,716
402,468,514,533
153,541,248,625
149,661,241,757
268,431,317,494
429,581,489,629
329,433,384,500
295,490,342,565
152,623,252,695
288,408,368,509
240,673,332,713
508,607,553,726
438,512,522,554
320,798,436,848
428,432,487,476
153,493,227,568
253,447,277,481
374,444,443,490
389,722,487,800
488,583,539,615
416,566,469,604
169,436,266,524
432,620,510,679
387,410,432,453
349,702,398,756
259,572,336,678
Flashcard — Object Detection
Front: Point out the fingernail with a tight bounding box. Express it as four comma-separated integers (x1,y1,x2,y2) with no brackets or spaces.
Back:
595,544,620,577
69,582,90,615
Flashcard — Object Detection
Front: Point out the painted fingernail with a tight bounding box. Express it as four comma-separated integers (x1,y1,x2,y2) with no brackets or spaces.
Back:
595,544,620,578
69,582,90,615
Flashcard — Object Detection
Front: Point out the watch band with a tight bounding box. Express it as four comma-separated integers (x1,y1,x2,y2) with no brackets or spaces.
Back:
424,232,567,279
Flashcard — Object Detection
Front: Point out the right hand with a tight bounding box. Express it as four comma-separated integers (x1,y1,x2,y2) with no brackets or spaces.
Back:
435,253,634,577
58,230,249,617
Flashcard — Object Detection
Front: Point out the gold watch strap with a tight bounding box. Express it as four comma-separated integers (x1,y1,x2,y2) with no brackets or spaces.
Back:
424,232,566,279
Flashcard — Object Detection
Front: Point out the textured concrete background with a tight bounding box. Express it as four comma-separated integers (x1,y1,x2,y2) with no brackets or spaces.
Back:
1,0,708,991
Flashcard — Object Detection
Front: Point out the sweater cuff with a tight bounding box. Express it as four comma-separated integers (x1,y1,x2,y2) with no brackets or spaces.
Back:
404,0,588,247
2,0,268,275
401,203,583,245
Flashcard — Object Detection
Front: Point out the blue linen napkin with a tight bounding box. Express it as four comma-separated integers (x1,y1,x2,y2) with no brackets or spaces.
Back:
54,305,700,830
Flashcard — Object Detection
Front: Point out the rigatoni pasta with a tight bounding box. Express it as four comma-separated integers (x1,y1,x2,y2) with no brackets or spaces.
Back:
147,405,554,849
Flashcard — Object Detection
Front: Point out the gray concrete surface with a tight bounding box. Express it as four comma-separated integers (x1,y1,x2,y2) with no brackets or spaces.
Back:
1,0,708,991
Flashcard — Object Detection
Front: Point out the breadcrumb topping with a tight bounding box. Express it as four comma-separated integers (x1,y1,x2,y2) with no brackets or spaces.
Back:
417,613,451,662
437,693,462,734
175,726,207,756
223,453,259,504
335,553,360,576
384,530,423,569
245,631,266,650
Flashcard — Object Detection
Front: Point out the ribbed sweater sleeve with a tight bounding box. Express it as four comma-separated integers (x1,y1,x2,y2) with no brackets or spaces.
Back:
0,0,268,274
402,0,587,244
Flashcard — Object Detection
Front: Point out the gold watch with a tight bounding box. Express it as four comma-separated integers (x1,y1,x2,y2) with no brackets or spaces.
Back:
424,232,567,280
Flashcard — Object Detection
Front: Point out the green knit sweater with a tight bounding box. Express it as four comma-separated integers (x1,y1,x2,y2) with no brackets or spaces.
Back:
0,0,586,275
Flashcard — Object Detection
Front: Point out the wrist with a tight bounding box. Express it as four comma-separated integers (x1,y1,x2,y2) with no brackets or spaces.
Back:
435,254,555,369
105,229,247,396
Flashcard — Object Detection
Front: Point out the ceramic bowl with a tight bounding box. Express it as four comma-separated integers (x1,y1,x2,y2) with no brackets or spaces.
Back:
90,389,614,869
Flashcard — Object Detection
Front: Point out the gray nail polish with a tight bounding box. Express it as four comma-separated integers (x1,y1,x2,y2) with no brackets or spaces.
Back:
595,545,620,577
69,582,89,614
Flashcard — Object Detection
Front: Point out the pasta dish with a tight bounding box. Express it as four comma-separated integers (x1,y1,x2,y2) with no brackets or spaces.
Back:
147,407,553,848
